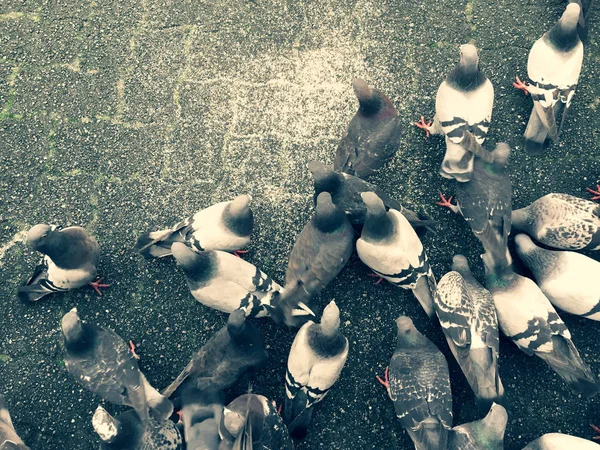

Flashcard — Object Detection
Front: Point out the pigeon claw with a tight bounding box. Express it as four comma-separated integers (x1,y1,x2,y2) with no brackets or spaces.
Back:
233,249,249,258
436,192,457,213
367,273,385,285
586,185,600,201
175,409,183,423
89,277,110,296
277,403,283,415
376,366,390,389
513,76,530,95
129,340,141,360
414,116,432,138
591,424,600,440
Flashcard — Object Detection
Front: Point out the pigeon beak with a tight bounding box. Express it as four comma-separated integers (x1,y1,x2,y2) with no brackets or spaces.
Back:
292,302,316,317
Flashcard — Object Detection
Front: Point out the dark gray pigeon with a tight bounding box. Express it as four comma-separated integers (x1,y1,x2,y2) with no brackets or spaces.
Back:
284,301,348,438
136,195,253,259
277,192,353,326
18,224,108,302
357,192,437,318
377,316,452,450
435,255,504,409
0,395,30,450
515,233,600,321
92,406,182,450
61,308,173,423
416,44,494,182
334,78,402,178
569,0,594,39
438,143,512,270
522,432,599,449
483,255,599,397
162,309,268,399
448,403,507,450
307,160,433,233
511,193,600,250
219,394,293,450
178,387,223,450
513,4,583,154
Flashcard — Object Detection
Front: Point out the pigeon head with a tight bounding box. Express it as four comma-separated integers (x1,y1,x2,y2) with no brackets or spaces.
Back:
227,309,247,338
352,78,389,117
61,308,83,344
361,192,385,214
92,406,119,443
491,143,510,169
481,403,508,438
223,409,245,437
451,254,470,271
510,207,532,233
26,224,55,252
307,160,341,196
514,233,537,255
320,300,341,336
229,194,252,216
361,192,393,241
314,192,346,233
459,44,479,70
224,194,253,236
560,3,581,31
548,3,581,50
394,316,426,347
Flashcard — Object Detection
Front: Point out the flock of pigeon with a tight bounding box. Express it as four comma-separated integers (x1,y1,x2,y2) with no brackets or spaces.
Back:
2,1,600,449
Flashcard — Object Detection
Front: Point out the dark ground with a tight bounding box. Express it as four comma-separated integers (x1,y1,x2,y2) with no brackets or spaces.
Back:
1,0,600,449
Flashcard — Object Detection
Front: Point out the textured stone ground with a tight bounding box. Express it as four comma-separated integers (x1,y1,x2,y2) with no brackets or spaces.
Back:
1,0,600,449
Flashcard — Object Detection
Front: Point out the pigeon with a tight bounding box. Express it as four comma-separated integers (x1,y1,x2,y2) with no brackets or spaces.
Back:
376,316,452,450
176,386,223,450
278,192,353,325
18,224,108,302
284,301,349,438
438,143,512,270
515,233,600,320
219,394,294,450
483,254,599,397
357,191,437,318
513,4,583,155
162,309,268,399
333,78,402,178
569,0,594,39
448,403,507,450
92,406,182,450
435,255,504,409
0,395,30,450
415,44,494,182
61,308,173,423
522,433,600,449
307,160,434,233
135,195,253,259
511,193,600,251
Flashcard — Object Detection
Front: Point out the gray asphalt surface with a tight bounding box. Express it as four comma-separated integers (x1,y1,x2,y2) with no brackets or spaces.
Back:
1,0,600,449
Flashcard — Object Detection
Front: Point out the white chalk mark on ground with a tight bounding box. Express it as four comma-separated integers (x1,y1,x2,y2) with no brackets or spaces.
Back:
0,230,27,267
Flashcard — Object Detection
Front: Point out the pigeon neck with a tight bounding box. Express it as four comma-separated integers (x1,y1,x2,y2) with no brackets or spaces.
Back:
64,322,95,354
358,94,383,117
178,250,215,283
362,210,394,242
314,203,346,233
484,263,515,289
447,63,486,92
510,208,530,232
313,172,342,199
308,324,346,358
395,328,426,348
223,202,253,237
547,16,579,52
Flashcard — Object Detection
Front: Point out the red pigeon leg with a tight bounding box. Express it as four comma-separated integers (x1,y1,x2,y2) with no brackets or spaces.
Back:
89,277,110,296
414,116,432,138
512,76,530,95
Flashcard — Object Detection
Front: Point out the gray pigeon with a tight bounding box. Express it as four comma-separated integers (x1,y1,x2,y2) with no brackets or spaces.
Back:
284,301,348,438
569,0,594,39
416,44,494,182
0,395,30,450
435,255,504,409
448,403,507,450
511,193,600,250
162,309,268,399
61,308,173,423
178,387,223,450
357,192,437,318
334,78,402,178
136,195,253,259
513,4,584,154
18,224,108,302
92,406,182,450
278,192,353,326
515,233,600,320
219,394,293,450
483,255,599,397
438,143,512,270
522,433,599,449
308,160,434,233
377,316,452,450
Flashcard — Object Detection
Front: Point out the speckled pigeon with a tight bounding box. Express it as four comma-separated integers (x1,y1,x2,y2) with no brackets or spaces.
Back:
377,316,452,450
0,395,30,450
18,224,108,302
515,233,600,321
483,255,599,397
176,386,223,450
136,195,253,259
334,78,402,178
284,301,349,438
448,403,507,450
162,309,268,399
92,406,182,450
522,433,600,449
416,44,494,182
511,193,600,250
513,4,583,154
61,308,173,423
357,192,437,318
435,255,504,409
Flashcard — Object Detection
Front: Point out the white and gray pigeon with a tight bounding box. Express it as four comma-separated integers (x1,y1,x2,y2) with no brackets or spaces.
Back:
513,3,584,154
18,224,108,302
136,195,253,259
61,308,174,423
284,301,349,438
333,78,402,179
435,255,504,409
0,395,30,450
357,191,437,318
512,193,600,250
448,403,508,450
416,44,494,182
568,0,594,39
522,432,600,449
377,316,452,450
515,233,600,320
483,254,599,397
177,387,223,450
92,406,182,450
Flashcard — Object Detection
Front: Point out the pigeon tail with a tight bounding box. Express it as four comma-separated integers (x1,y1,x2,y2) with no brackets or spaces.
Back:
407,419,449,450
401,209,436,236
524,108,550,155
270,287,316,328
17,284,55,302
135,229,186,259
412,275,436,318
467,347,505,410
